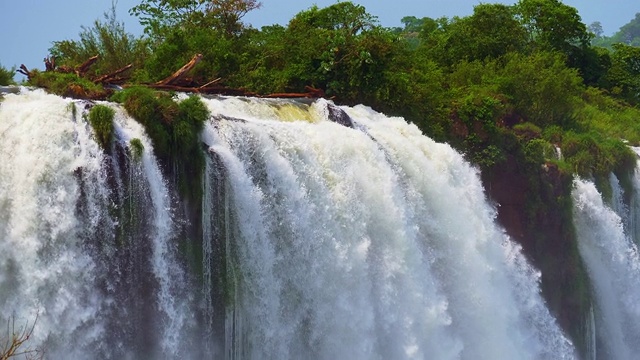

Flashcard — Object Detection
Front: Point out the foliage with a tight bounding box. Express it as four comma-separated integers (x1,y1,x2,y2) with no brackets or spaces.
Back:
427,4,527,67
612,12,640,46
496,51,583,127
576,87,640,144
110,87,209,199
560,131,635,177
87,104,115,149
130,0,261,40
237,2,404,107
515,0,591,52
605,43,640,105
110,86,175,156
49,3,149,78
0,64,16,86
138,25,244,84
129,138,145,160
27,71,107,99
514,0,602,83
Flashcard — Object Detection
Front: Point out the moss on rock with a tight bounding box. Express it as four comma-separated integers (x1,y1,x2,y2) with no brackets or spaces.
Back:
88,104,115,150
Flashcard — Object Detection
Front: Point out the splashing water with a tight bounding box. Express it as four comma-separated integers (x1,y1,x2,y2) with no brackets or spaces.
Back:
0,89,577,359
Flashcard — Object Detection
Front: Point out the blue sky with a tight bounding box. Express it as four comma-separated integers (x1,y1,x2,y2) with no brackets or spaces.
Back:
1,0,637,80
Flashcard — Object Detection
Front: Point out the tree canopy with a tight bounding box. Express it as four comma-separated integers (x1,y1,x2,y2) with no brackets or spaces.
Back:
27,0,640,178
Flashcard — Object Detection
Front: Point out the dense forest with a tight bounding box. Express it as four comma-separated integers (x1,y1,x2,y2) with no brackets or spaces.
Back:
2,0,640,356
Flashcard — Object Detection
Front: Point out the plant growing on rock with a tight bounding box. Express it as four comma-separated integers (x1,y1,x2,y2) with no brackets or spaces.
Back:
87,104,115,150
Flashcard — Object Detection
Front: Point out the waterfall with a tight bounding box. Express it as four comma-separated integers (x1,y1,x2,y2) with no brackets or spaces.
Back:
572,176,640,360
0,88,577,359
201,97,575,359
0,89,106,358
0,89,193,358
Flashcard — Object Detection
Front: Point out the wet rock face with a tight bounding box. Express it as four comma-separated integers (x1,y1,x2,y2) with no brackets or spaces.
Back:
483,155,591,358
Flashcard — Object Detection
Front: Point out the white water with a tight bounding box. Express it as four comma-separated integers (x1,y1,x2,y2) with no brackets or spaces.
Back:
111,105,193,356
0,89,192,358
0,89,106,357
201,97,575,359
572,177,640,360
0,89,578,359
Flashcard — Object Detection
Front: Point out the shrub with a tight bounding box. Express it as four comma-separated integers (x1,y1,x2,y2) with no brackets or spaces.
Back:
87,104,115,149
27,71,108,99
0,64,16,85
111,87,209,199
110,86,174,156
48,4,149,79
129,138,144,160
561,131,634,177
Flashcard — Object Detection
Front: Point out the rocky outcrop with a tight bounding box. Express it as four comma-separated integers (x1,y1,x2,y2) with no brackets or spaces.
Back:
483,155,591,358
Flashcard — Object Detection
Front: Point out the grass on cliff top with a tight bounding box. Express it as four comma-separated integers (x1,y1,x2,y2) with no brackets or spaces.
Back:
575,87,640,145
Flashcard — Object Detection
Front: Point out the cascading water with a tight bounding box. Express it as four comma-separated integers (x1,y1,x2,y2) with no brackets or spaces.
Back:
0,88,577,359
572,171,640,360
200,97,575,359
0,89,193,359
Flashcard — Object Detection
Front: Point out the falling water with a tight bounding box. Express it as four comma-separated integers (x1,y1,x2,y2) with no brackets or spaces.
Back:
573,177,640,360
0,89,193,358
200,97,575,359
0,89,578,359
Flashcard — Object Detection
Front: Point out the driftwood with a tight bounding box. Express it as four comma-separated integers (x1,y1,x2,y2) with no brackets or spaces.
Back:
155,54,203,86
143,83,257,97
44,57,56,71
198,77,222,89
93,64,133,84
17,64,32,80
25,53,329,101
261,86,326,99
76,55,99,76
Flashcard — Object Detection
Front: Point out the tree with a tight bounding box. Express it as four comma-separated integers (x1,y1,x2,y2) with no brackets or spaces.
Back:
588,21,604,38
49,2,149,78
496,51,583,127
606,43,640,105
281,2,399,103
425,4,527,67
204,0,261,37
516,0,591,51
130,0,261,39
612,13,640,45
399,16,425,33
515,0,602,85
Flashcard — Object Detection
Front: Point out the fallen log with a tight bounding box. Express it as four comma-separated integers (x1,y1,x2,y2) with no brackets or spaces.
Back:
93,64,133,84
198,77,222,89
76,55,99,76
142,83,256,97
155,54,203,86
261,86,326,99
17,64,31,80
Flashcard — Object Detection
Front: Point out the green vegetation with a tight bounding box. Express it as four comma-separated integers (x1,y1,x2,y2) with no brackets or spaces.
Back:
129,138,144,160
87,104,115,150
110,86,209,199
49,3,150,80
28,70,108,99
591,13,640,48
0,63,16,86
